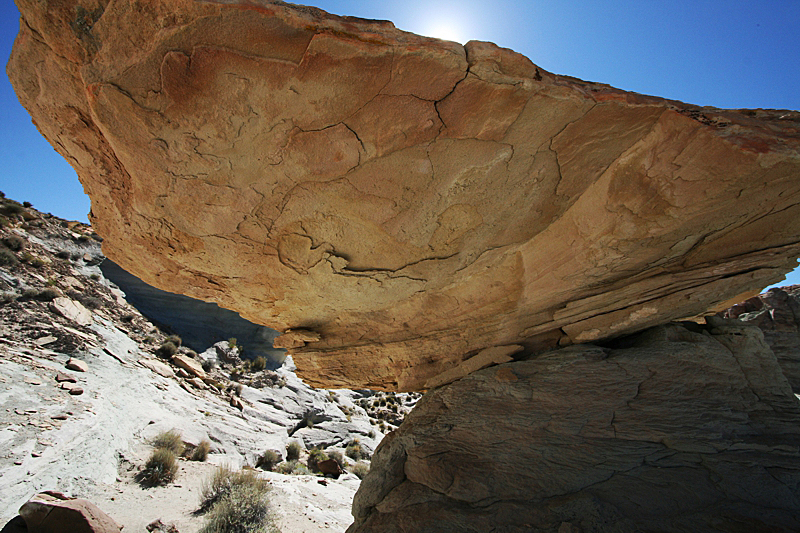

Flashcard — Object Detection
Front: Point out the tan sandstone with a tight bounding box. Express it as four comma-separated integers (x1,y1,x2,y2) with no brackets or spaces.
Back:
8,1,800,390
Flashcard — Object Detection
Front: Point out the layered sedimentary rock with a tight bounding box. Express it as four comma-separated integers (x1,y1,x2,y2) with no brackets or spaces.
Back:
721,285,800,392
349,321,800,533
8,0,800,391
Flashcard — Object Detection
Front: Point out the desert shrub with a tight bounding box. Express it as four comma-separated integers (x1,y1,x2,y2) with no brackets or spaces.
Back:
328,450,346,470
20,252,45,267
345,439,366,461
0,293,14,305
199,479,274,533
2,235,24,251
0,201,23,216
140,448,178,486
70,252,82,261
185,349,198,358
90,232,103,242
286,440,301,461
307,448,328,472
89,273,100,280
255,450,280,471
36,288,60,301
156,341,178,358
166,334,182,347
152,429,185,456
22,201,32,208
251,356,266,372
191,439,212,462
0,248,18,266
228,337,238,349
350,462,370,480
275,377,286,388
77,295,103,309
77,234,90,242
275,460,310,476
367,430,376,439
199,466,269,513
202,359,216,372
55,250,71,259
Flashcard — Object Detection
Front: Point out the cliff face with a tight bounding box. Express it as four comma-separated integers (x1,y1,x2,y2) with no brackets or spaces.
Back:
8,0,800,391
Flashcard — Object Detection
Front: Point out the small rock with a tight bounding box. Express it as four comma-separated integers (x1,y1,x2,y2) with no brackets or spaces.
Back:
317,459,343,478
14,460,23,465
34,335,58,346
187,377,207,390
23,377,42,385
175,368,191,379
139,359,174,378
171,354,206,379
68,387,84,396
56,372,78,383
37,440,53,446
51,414,69,420
31,452,41,458
60,383,77,391
230,396,244,411
65,358,88,372
49,297,93,326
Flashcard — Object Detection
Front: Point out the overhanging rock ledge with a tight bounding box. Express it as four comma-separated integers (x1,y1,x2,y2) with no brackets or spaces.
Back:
8,0,800,391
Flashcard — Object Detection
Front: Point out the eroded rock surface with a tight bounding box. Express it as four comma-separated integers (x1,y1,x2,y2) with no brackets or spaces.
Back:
9,0,800,390
349,321,800,532
721,285,800,393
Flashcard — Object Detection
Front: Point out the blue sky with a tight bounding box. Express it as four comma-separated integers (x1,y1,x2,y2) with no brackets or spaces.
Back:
1,1,799,285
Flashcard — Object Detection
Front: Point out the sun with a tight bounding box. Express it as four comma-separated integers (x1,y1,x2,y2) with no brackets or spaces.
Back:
424,22,466,44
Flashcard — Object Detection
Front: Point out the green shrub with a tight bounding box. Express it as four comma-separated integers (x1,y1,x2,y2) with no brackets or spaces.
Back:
77,295,103,309
2,235,24,251
256,450,280,471
22,201,32,208
251,356,266,372
89,273,100,280
166,334,182,347
199,466,269,513
152,429,185,456
156,341,178,358
55,250,71,259
307,448,328,472
346,439,366,461
0,201,24,216
350,462,370,480
36,288,60,301
191,439,212,461
140,448,178,486
275,460,310,476
286,441,301,461
228,337,238,349
0,248,18,267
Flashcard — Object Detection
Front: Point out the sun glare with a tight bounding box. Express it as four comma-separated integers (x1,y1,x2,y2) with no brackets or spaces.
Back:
425,23,465,44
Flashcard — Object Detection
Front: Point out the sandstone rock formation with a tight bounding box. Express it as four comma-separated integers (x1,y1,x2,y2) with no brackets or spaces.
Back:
9,0,800,391
349,321,800,533
19,491,121,533
721,285,800,393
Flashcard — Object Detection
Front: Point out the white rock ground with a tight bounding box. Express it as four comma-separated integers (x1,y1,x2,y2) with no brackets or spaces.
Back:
0,205,415,532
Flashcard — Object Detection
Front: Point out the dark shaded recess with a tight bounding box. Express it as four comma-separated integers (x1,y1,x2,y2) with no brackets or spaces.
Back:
100,259,285,364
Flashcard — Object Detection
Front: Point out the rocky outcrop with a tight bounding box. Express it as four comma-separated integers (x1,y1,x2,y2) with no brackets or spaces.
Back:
100,260,285,364
721,286,800,393
349,321,800,532
9,0,800,390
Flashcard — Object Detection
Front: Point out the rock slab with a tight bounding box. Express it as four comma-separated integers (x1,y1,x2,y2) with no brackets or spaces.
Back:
349,322,800,532
8,0,800,390
19,491,121,533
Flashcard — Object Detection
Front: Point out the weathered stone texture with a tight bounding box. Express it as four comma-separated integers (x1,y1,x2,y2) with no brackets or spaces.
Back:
8,0,800,390
348,322,800,532
722,285,800,392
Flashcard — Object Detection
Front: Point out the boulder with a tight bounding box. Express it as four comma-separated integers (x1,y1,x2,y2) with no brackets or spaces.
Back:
721,285,800,393
65,358,88,373
19,491,121,533
348,322,800,532
317,458,343,478
139,359,175,378
171,355,206,379
9,0,800,391
49,298,92,327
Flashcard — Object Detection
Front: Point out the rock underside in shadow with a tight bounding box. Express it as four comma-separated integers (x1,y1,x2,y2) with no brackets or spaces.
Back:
349,321,800,533
8,0,800,391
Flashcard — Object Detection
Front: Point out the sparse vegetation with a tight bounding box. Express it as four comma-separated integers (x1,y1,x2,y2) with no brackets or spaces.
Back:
346,438,366,461
166,334,183,347
139,447,178,486
367,430,376,439
191,439,212,462
286,440,301,461
0,247,18,266
156,340,179,358
256,450,280,471
350,462,370,480
275,460,310,476
55,250,71,259
152,429,185,456
307,447,328,472
328,450,346,470
90,273,100,280
199,466,269,513
251,356,267,372
2,235,24,251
